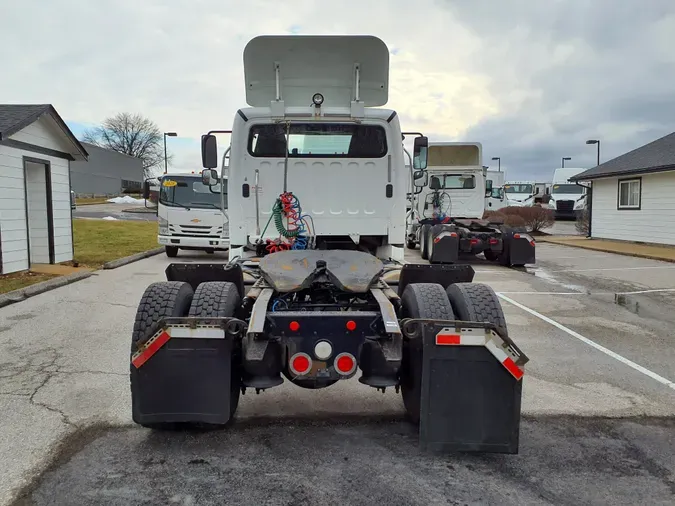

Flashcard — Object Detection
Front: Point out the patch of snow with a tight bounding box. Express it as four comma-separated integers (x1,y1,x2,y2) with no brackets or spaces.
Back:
107,196,145,204
102,216,118,221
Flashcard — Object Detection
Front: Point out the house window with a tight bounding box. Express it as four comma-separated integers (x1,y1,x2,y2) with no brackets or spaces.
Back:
618,178,641,210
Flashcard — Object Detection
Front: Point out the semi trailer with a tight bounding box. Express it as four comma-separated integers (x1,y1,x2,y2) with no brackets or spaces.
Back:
130,35,528,453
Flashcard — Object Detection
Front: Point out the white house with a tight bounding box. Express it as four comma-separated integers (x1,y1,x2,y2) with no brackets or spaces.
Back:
571,132,675,246
0,104,88,274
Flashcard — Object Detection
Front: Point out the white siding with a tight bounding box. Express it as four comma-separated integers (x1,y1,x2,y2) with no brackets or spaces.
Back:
591,171,675,246
0,144,73,274
0,145,29,273
8,115,73,153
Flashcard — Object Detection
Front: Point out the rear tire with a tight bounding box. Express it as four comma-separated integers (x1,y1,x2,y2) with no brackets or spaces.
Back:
484,250,499,262
189,282,242,422
131,281,194,429
420,225,430,260
399,283,455,424
426,227,435,263
165,246,178,258
445,283,508,337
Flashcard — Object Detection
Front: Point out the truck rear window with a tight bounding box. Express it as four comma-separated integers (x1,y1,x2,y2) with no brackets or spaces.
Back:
248,123,387,158
430,174,476,189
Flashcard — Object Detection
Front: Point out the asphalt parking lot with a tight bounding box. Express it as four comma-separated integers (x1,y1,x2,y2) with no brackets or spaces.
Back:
2,244,674,505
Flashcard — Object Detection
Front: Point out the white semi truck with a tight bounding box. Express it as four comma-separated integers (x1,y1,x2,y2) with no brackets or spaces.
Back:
485,169,506,211
504,181,538,207
406,143,535,266
129,35,528,454
546,167,587,219
143,171,229,257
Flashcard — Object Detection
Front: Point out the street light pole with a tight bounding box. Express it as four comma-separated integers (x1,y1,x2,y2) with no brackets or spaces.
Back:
583,139,601,239
586,139,600,166
164,132,177,174
491,157,501,172
562,156,571,168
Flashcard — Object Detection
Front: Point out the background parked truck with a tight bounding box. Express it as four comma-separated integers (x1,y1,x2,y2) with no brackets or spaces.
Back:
546,167,587,219
143,172,229,257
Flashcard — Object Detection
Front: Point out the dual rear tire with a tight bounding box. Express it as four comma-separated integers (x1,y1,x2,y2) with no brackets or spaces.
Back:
131,280,241,429
399,282,507,424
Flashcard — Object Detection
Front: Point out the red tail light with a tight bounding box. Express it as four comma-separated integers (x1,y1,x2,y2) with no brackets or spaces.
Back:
290,353,312,376
470,238,479,246
514,233,521,239
489,238,499,245
289,321,300,332
346,320,357,331
334,353,357,375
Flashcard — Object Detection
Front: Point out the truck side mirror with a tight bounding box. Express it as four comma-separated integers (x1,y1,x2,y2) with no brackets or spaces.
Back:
142,180,150,200
413,136,428,170
202,169,218,186
413,170,428,187
201,134,218,168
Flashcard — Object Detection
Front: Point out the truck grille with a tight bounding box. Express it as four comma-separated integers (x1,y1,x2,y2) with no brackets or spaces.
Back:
556,200,574,212
168,225,224,237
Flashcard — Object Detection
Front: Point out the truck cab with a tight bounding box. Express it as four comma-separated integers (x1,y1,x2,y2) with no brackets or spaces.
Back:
546,167,587,219
144,172,229,257
504,181,538,207
485,169,506,211
415,142,486,219
201,35,425,263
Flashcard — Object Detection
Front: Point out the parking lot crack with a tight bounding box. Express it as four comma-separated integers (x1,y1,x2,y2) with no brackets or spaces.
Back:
55,368,126,377
28,372,77,428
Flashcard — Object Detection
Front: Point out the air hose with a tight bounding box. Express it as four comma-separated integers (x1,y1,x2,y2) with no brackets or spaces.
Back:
265,191,311,252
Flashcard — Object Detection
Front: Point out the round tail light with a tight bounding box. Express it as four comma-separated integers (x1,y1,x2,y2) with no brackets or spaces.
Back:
334,353,357,376
289,353,312,376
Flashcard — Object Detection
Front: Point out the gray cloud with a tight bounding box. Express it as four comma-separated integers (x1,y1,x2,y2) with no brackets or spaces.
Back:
2,0,674,180
439,0,675,179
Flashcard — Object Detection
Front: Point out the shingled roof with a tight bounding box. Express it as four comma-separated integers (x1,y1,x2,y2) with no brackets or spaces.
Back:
571,131,675,181
0,104,88,159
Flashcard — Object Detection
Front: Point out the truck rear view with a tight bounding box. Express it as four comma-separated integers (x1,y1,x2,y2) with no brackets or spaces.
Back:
408,143,535,266
129,34,529,455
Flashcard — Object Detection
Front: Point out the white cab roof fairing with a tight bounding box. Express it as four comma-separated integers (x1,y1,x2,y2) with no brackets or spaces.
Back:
243,35,389,107
427,142,482,168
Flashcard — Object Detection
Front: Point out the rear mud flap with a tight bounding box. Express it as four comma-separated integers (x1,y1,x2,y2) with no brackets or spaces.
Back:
131,318,243,425
506,236,536,266
414,320,526,454
429,234,460,264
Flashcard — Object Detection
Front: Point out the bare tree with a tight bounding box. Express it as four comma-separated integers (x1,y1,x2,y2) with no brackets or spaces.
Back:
83,113,172,178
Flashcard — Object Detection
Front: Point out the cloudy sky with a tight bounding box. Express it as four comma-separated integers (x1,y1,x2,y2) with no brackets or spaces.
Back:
2,0,674,180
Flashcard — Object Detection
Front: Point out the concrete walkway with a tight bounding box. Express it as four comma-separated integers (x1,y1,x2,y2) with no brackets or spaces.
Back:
537,235,675,262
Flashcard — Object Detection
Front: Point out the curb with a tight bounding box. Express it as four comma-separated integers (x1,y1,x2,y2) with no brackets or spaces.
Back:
0,271,94,309
102,247,165,269
536,237,675,264
122,207,156,214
